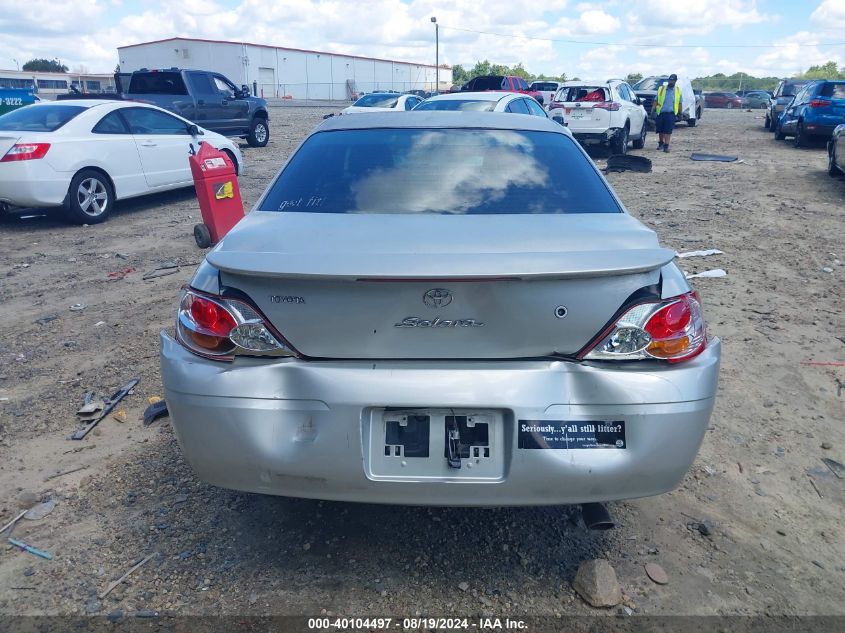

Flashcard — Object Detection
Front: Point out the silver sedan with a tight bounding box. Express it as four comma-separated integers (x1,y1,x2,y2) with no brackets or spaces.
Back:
160,112,720,507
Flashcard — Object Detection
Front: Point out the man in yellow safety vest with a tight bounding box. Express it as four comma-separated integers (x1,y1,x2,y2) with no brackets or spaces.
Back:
653,74,681,153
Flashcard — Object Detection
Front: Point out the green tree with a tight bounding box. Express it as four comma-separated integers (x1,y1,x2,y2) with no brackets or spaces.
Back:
22,58,68,73
802,60,845,79
626,72,643,85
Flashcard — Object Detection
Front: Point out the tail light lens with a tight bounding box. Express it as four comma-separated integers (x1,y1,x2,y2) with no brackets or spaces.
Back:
592,102,621,111
809,99,832,108
580,292,707,363
1,143,50,162
176,289,297,361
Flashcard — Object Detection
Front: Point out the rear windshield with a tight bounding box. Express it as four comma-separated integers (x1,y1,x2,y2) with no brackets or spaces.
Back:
0,104,86,131
466,76,505,91
559,87,610,102
414,99,496,112
127,72,188,95
531,82,559,91
353,94,399,108
819,82,845,99
258,128,621,215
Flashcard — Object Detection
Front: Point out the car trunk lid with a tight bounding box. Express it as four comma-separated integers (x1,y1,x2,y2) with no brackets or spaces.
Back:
208,212,674,359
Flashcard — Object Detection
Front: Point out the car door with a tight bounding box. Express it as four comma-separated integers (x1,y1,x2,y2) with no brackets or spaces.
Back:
619,83,645,134
186,72,221,129
782,87,808,133
89,110,146,198
121,107,195,188
212,75,250,134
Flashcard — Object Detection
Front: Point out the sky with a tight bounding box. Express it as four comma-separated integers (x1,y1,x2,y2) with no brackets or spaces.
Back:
0,0,844,83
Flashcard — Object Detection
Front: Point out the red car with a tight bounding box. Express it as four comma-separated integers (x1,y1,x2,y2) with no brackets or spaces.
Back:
460,75,546,105
704,92,743,109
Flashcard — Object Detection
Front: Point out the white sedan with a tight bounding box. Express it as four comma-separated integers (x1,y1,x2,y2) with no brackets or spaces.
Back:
341,92,422,113
414,91,549,118
0,100,243,224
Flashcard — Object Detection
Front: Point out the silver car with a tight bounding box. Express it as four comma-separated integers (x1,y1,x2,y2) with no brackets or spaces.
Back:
160,112,720,506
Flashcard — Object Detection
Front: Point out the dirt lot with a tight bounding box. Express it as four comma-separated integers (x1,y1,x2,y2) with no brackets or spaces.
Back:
0,107,842,622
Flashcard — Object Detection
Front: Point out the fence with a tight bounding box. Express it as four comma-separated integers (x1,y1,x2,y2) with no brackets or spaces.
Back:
254,81,439,104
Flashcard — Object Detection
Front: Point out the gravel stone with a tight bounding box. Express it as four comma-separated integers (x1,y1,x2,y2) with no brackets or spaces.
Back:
573,559,622,608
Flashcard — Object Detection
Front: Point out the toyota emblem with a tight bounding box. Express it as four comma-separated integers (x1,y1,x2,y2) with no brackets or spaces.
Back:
423,288,452,308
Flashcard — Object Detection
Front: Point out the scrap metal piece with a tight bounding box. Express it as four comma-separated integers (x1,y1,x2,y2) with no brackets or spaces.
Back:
69,377,139,441
822,457,844,479
143,400,169,426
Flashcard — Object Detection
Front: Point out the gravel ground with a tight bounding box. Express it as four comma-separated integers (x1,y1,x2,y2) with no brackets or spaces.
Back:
0,106,843,619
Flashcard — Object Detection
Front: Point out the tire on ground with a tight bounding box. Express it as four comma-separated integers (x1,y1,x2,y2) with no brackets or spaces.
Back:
64,168,114,225
246,116,269,147
611,125,629,155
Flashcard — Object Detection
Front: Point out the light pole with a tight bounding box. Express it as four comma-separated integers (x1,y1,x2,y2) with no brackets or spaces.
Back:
431,16,438,93
12,58,19,71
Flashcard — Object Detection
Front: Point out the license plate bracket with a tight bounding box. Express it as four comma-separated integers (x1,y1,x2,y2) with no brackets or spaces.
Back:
367,408,505,481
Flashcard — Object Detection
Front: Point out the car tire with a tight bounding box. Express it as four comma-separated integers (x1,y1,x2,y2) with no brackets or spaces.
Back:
64,169,114,225
793,122,808,148
774,122,786,141
246,117,269,147
632,121,647,149
687,117,696,127
611,125,628,155
827,144,840,177
194,223,212,248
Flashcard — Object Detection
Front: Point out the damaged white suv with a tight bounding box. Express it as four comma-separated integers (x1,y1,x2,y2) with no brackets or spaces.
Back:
548,79,648,154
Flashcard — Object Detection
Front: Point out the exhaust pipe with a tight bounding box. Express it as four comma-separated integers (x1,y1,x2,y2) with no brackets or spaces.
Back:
581,503,616,531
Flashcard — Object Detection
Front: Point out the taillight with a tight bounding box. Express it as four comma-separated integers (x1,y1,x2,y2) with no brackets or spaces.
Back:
809,99,832,108
176,288,297,361
592,102,621,111
580,292,707,363
1,143,50,162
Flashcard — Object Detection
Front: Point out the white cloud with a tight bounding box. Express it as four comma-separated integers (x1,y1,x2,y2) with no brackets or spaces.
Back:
626,0,770,39
811,0,845,29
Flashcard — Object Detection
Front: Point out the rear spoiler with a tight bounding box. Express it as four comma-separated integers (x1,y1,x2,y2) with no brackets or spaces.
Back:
207,248,677,281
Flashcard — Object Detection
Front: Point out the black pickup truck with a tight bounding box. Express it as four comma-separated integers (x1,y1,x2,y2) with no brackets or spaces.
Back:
59,69,270,147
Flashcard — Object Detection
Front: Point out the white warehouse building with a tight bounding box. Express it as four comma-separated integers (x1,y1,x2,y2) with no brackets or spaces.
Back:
118,37,449,100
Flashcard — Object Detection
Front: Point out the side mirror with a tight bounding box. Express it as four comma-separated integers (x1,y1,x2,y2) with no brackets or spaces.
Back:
187,124,202,137
636,97,642,105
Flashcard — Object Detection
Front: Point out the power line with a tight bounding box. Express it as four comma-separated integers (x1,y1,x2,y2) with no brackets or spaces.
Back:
440,25,845,49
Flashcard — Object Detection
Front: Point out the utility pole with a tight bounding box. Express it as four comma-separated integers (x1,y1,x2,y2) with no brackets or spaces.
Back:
431,16,438,93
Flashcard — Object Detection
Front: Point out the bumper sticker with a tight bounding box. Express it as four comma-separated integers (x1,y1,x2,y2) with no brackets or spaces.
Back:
518,421,625,449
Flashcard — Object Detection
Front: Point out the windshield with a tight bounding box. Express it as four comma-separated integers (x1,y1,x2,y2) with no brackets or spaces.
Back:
466,76,506,91
0,105,87,131
353,94,399,108
782,81,808,97
633,77,664,91
414,100,497,112
258,128,621,215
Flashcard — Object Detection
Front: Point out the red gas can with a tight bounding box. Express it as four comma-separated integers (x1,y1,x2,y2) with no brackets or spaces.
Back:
189,142,244,248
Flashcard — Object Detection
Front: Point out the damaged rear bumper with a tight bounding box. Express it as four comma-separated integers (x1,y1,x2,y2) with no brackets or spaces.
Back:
159,331,720,506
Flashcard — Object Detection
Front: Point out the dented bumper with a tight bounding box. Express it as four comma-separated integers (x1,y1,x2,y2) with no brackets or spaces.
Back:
160,331,720,506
